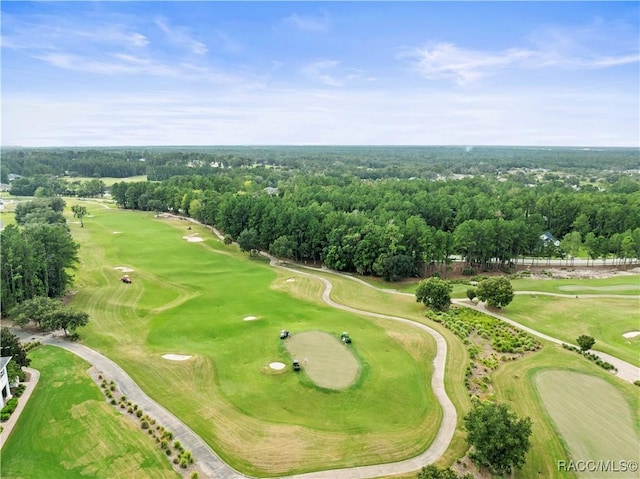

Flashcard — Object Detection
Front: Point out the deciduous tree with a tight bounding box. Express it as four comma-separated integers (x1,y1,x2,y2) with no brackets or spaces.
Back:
415,277,453,311
464,401,532,475
477,277,514,308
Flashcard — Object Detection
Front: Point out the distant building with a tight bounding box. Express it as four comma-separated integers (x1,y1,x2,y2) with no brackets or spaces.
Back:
540,232,560,247
0,356,13,408
7,174,22,182
264,187,279,196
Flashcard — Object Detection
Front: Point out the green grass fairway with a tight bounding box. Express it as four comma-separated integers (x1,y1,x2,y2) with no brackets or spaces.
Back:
285,331,361,390
492,345,639,479
67,205,440,476
512,275,640,295
505,295,640,366
0,346,178,479
71,175,148,186
535,370,639,478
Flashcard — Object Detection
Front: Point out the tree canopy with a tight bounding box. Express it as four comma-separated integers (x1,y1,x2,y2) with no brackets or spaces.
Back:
464,401,533,474
1,328,31,368
416,277,453,311
476,277,515,308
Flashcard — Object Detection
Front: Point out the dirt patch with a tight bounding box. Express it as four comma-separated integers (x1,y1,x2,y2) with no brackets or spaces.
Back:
523,266,640,280
622,331,640,339
161,354,192,361
113,266,135,273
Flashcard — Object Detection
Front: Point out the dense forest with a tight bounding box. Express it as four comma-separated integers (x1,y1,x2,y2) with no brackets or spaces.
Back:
2,145,638,183
0,198,79,314
3,146,639,282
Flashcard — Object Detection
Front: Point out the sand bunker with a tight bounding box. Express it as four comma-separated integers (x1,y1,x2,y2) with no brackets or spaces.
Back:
112,231,122,234
113,266,135,273
622,331,640,339
269,362,286,370
285,278,296,283
183,235,204,243
243,316,259,321
162,354,192,361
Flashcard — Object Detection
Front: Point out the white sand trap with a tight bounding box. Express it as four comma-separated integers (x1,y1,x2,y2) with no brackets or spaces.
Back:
243,316,259,321
113,266,135,273
622,331,640,339
269,362,286,370
112,231,122,234
162,354,192,361
285,278,296,283
183,235,204,242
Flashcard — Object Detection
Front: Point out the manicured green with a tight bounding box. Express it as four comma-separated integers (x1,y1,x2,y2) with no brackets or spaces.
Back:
535,370,638,478
67,205,440,476
512,275,640,295
1,346,178,479
71,175,148,186
505,295,640,366
492,345,639,479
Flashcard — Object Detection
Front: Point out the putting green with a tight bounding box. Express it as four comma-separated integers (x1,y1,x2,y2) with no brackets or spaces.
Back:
534,370,639,478
285,331,360,389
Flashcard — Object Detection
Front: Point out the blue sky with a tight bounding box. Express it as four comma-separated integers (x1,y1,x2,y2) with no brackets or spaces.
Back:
1,1,638,147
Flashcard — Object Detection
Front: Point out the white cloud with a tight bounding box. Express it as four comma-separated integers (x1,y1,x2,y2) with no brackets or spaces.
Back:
401,43,534,85
403,20,639,85
301,60,362,87
154,17,207,55
285,12,330,33
3,84,637,147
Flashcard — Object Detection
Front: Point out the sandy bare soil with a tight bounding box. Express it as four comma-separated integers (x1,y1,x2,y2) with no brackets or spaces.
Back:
183,235,204,242
269,362,286,370
524,266,640,280
243,316,259,321
161,354,192,361
113,266,135,273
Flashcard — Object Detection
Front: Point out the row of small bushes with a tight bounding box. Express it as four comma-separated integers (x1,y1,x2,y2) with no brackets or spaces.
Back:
561,344,617,371
97,373,198,475
0,398,19,421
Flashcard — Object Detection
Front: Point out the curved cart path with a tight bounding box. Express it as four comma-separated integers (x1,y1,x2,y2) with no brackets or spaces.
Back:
261,253,457,479
8,239,457,479
292,265,639,384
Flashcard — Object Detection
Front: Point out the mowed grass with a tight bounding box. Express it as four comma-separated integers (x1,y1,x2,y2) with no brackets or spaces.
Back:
492,344,639,479
512,275,640,295
67,206,440,476
282,267,473,466
505,295,640,366
0,346,178,479
535,370,638,478
285,331,361,390
71,175,148,186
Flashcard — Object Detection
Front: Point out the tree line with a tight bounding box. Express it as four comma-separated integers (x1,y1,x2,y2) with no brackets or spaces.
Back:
0,198,79,314
109,169,640,279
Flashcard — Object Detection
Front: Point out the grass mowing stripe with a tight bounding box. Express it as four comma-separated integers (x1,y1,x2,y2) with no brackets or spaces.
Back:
0,346,178,479
67,209,440,476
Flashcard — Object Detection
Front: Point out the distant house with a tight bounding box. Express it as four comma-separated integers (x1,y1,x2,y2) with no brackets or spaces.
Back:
0,183,10,192
7,174,22,182
0,356,13,408
540,232,560,247
264,187,279,196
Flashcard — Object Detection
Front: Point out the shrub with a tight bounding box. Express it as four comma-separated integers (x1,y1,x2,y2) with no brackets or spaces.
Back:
634,380,640,387
1,398,19,415
127,406,134,414
466,288,477,301
180,459,188,469
173,457,180,465
191,473,199,479
462,266,475,276
0,412,10,422
110,399,117,405
173,440,181,449
141,420,149,429
136,409,143,418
